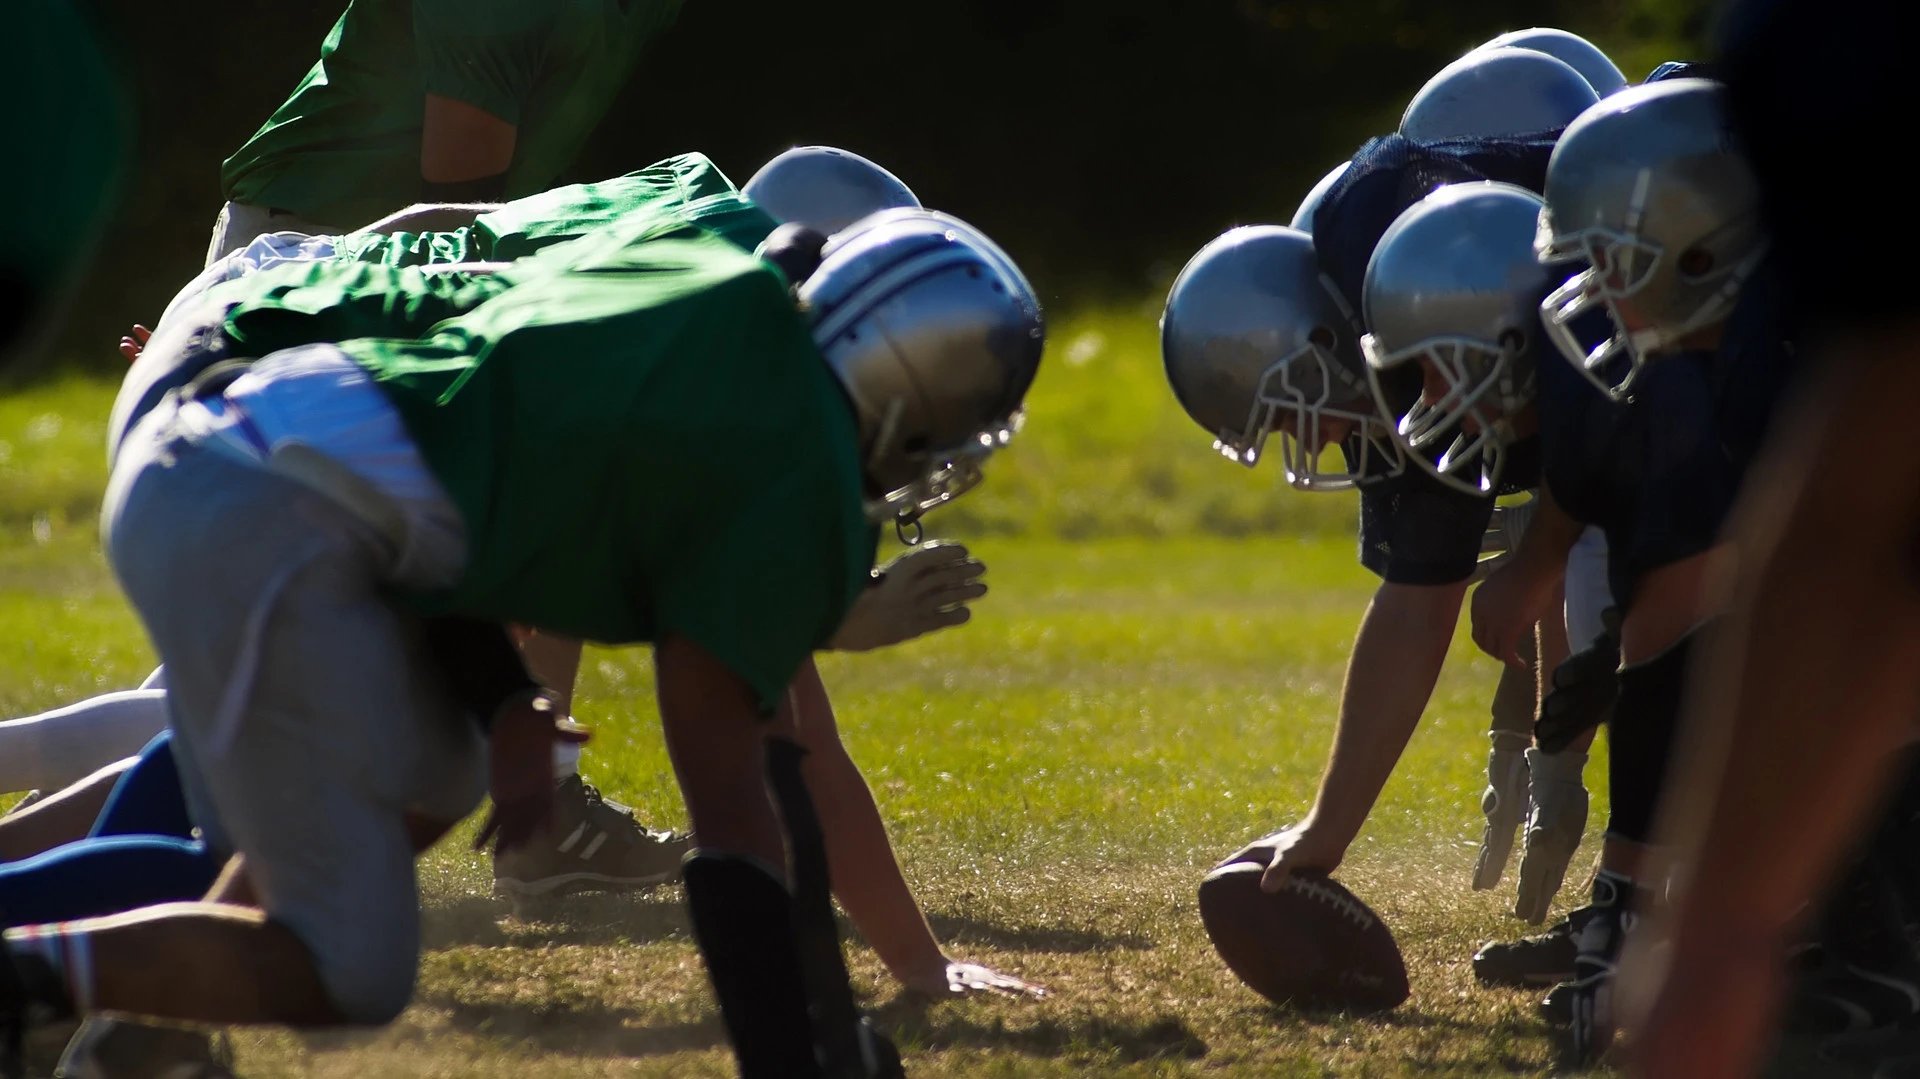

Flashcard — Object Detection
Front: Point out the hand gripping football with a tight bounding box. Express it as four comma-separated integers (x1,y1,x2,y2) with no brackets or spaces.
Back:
1198,863,1410,1012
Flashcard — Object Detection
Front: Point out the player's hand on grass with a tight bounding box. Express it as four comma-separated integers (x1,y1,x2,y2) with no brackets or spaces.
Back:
1470,559,1553,669
828,541,987,652
118,323,151,363
475,691,591,855
1213,822,1346,895
907,961,1048,1000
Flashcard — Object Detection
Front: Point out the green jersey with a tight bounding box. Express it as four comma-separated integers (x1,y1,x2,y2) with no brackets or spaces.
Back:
336,226,874,711
221,0,683,229
329,154,775,269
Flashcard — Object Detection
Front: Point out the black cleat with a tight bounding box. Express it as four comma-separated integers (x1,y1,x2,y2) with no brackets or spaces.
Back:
1472,906,1592,988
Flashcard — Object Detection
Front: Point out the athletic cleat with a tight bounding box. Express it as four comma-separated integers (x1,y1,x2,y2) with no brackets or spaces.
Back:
1538,979,1573,1027
1558,870,1639,1070
493,774,690,902
55,1019,235,1079
1471,906,1591,987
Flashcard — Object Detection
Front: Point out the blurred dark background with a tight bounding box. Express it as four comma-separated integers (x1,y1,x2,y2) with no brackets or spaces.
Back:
62,0,1712,371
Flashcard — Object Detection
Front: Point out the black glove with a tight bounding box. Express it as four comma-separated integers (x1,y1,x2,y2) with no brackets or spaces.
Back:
1535,617,1622,753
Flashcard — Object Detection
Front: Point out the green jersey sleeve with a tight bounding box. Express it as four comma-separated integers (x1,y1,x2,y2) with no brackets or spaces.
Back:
411,0,556,125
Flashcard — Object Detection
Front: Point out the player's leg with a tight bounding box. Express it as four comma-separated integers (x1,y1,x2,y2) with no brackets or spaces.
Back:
1474,530,1609,986
656,636,823,1079
1474,628,1536,891
0,761,138,862
0,690,168,799
0,734,218,927
490,629,688,905
0,431,462,1032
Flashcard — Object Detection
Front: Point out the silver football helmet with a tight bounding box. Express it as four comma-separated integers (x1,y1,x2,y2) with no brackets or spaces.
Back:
1401,47,1599,142
745,146,921,236
1535,79,1766,398
1160,225,1402,491
1290,161,1351,235
1362,183,1554,496
801,209,1044,525
1477,28,1628,97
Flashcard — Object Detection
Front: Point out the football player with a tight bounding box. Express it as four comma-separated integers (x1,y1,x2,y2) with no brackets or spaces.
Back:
206,0,684,263
1469,79,1916,1067
0,202,1041,1079
116,149,987,920
1165,42,1608,943
1610,2,1920,1072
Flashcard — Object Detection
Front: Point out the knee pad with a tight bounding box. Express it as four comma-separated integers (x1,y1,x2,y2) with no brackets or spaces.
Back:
1604,628,1700,844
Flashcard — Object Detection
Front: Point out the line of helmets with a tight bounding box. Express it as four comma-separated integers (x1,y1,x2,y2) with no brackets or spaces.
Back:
749,25,1762,532
1163,27,1765,497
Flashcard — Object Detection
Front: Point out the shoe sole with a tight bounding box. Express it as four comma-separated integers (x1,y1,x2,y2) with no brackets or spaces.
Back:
494,869,681,898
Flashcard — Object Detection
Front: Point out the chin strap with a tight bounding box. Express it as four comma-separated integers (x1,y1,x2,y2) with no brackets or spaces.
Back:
765,737,904,1079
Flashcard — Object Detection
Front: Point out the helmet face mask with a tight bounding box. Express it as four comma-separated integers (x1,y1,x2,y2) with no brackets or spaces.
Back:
1225,335,1405,492
1361,182,1552,497
1364,333,1529,495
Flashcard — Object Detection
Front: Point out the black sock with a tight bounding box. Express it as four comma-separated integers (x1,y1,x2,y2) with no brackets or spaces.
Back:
682,852,823,1079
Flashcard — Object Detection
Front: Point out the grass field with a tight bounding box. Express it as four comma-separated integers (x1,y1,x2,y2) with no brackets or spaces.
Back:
0,311,1628,1077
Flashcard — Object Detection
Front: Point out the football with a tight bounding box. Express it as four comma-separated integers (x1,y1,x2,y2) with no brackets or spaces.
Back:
1197,862,1410,1012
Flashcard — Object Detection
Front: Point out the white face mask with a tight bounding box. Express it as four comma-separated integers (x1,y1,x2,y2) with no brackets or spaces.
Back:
1217,343,1406,492
1363,333,1530,497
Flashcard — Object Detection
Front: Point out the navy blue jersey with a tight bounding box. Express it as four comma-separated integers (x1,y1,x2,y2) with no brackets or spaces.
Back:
1722,0,1913,322
1314,131,1558,586
1536,256,1799,604
1311,132,1560,316
1352,437,1541,586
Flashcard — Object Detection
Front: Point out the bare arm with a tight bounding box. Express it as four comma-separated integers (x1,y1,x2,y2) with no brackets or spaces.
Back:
784,660,946,989
421,93,516,184
1621,325,1920,1079
1471,488,1584,668
1248,578,1469,892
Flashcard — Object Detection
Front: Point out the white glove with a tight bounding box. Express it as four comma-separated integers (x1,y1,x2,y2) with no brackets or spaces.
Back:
828,542,987,652
1515,747,1590,924
1473,730,1533,890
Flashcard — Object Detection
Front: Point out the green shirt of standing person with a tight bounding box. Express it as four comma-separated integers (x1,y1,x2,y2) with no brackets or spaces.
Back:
207,0,684,265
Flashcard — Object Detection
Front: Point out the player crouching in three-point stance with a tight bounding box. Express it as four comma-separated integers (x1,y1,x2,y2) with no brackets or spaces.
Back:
0,204,1043,1079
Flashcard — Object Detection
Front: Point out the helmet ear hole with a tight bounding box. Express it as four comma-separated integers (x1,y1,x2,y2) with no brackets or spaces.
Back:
1308,325,1338,350
1678,248,1716,279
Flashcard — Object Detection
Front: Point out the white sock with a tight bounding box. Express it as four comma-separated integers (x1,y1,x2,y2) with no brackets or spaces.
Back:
552,739,582,782
0,689,169,795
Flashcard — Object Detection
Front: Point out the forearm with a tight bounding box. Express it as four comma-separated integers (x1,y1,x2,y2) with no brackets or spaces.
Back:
787,662,945,984
1658,333,1920,944
1307,581,1468,845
